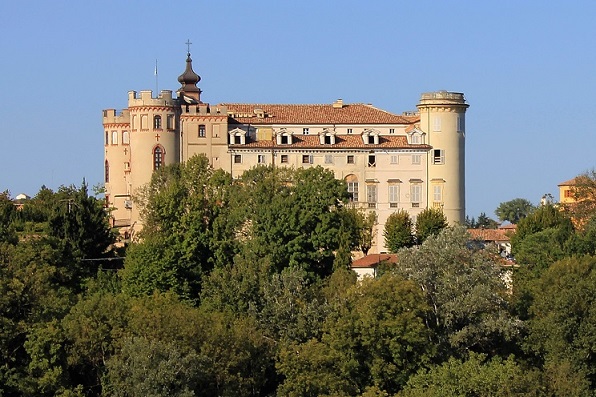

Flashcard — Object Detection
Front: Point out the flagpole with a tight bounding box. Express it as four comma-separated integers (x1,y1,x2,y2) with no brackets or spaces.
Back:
155,59,159,94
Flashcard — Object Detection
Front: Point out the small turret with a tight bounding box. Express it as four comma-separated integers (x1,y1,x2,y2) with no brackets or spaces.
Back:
177,52,202,102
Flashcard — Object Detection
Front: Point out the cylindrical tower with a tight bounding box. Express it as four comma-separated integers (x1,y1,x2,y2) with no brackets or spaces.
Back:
417,91,469,224
128,89,179,224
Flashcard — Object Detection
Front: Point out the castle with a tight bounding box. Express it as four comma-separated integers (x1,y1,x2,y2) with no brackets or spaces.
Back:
103,51,469,253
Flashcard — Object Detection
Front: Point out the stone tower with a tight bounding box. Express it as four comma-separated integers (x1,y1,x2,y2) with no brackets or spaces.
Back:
417,91,469,224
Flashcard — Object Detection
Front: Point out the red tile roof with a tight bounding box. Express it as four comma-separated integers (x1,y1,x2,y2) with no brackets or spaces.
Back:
229,134,430,150
467,228,511,242
351,254,398,268
223,103,420,125
558,177,579,186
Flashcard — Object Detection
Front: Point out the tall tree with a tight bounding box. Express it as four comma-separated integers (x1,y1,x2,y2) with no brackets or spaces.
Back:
392,226,521,359
383,209,414,252
495,198,535,224
122,155,234,301
415,207,447,244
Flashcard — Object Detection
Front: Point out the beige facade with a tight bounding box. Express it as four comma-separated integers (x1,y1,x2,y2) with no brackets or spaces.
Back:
103,53,469,251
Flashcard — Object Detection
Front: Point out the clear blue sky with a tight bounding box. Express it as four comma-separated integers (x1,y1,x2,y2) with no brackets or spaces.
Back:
1,1,595,218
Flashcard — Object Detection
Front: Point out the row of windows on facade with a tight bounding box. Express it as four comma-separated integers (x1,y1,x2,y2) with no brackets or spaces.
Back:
130,115,175,130
233,151,445,166
346,182,444,208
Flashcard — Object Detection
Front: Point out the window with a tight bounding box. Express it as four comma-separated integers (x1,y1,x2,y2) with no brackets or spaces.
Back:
141,115,148,130
199,124,206,137
324,135,332,144
281,135,289,144
389,128,395,134
410,184,421,205
153,115,162,129
368,135,375,144
389,184,400,208
153,146,164,170
433,116,442,132
105,131,109,145
433,149,445,164
132,115,137,130
281,155,289,163
324,154,333,164
122,131,130,145
347,155,355,164
457,115,465,133
390,154,398,164
234,136,242,144
302,154,313,164
367,185,377,208
124,162,130,170
167,115,174,129
303,128,310,135
347,182,358,202
104,160,109,183
112,131,118,145
234,154,242,164
412,154,421,165
411,134,421,144
347,128,353,134
564,189,573,198
368,155,376,167
433,184,443,202
258,154,266,164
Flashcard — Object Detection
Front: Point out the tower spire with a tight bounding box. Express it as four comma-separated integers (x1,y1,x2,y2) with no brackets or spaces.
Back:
177,40,201,102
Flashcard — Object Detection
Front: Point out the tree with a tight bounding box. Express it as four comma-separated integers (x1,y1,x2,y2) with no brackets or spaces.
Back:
525,255,596,392
277,272,433,395
122,155,234,301
392,227,521,359
495,198,535,224
400,353,543,397
231,165,351,280
476,212,499,229
383,210,414,252
102,336,200,397
415,207,447,244
355,209,378,256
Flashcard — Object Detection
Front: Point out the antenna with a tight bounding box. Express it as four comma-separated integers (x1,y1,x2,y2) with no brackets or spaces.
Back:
154,59,159,94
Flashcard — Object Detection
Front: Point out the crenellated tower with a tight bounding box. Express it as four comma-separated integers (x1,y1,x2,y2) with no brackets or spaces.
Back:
417,91,469,224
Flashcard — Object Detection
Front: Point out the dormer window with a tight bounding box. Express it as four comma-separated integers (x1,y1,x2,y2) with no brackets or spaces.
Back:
408,128,426,144
319,129,336,145
229,128,247,145
276,128,294,145
362,129,380,145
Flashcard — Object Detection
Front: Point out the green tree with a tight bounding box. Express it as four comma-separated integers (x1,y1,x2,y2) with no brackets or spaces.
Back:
476,212,499,229
232,165,351,280
392,226,521,359
102,336,200,397
495,198,535,224
384,210,414,252
415,207,447,244
400,353,543,397
525,255,596,393
0,191,18,244
122,155,234,301
277,273,433,395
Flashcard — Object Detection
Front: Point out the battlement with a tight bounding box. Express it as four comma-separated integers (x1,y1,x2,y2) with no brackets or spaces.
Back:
128,90,176,107
102,108,130,124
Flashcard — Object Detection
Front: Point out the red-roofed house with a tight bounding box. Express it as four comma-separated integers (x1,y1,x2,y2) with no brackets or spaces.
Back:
351,254,398,279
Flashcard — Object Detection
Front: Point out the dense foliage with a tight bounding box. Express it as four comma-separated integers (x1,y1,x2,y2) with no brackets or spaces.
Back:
2,164,596,395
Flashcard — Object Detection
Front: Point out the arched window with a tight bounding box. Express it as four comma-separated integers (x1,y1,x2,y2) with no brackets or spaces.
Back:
112,131,118,145
122,131,130,145
153,146,164,170
104,160,110,182
154,115,162,129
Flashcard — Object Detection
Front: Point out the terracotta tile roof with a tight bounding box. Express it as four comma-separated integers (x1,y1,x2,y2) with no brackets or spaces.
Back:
351,254,398,268
558,177,579,186
467,228,511,242
229,134,430,150
222,103,420,125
